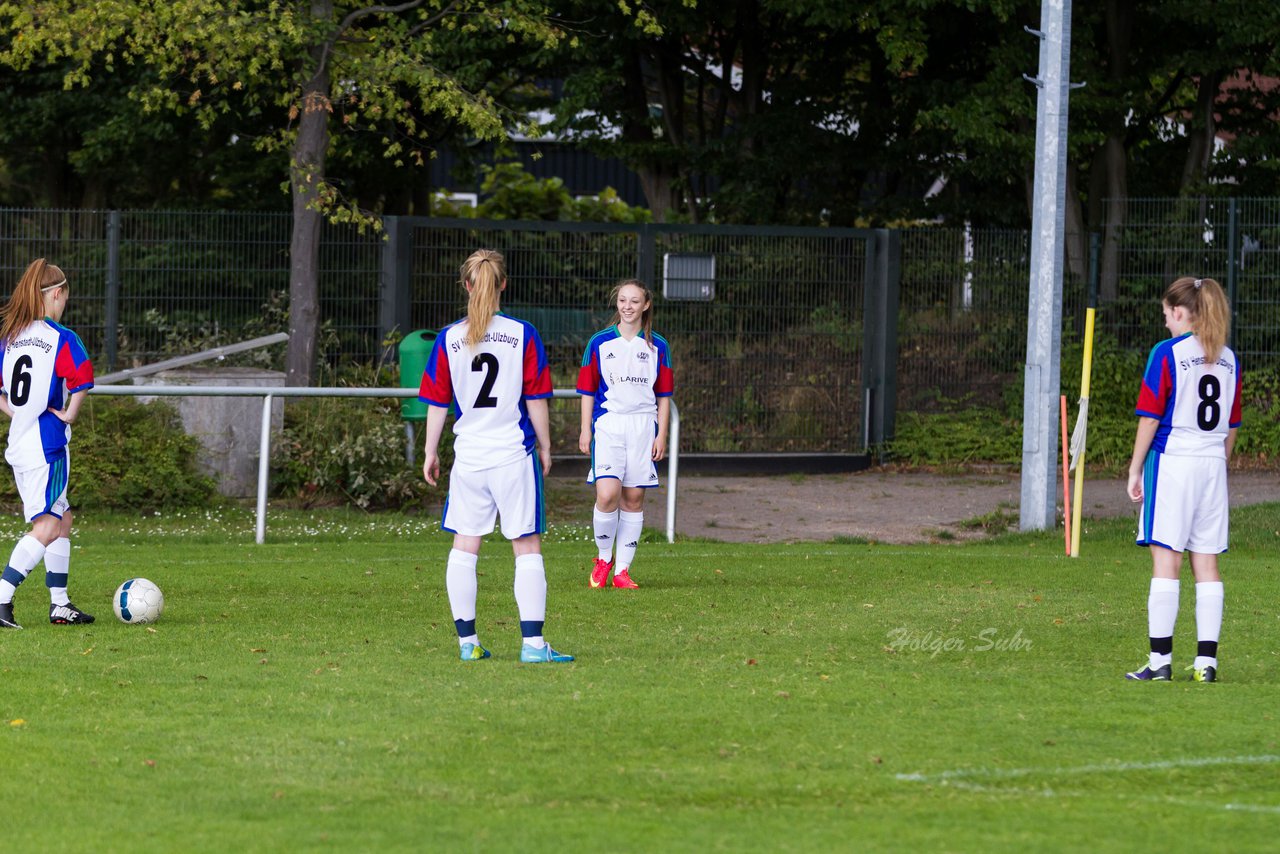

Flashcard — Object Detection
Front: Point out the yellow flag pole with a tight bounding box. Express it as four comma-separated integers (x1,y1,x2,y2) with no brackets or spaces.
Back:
1070,305,1095,558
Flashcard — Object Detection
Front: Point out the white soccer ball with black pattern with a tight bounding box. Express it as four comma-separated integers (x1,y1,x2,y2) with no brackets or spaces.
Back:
113,578,165,625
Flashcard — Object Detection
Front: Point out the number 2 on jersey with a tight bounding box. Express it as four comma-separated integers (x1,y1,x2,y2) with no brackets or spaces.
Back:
471,353,499,408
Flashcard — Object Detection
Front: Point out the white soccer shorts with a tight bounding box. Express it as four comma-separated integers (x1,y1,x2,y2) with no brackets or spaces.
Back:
442,452,545,539
1137,453,1229,554
13,449,71,522
587,411,660,488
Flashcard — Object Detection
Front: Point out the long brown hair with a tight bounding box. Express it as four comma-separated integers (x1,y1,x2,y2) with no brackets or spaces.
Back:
609,279,656,349
1,258,65,346
1164,276,1230,362
460,249,505,348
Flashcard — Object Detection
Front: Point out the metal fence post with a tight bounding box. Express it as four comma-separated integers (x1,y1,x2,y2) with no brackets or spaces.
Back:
379,215,413,347
861,228,901,455
1226,197,1239,346
105,211,121,373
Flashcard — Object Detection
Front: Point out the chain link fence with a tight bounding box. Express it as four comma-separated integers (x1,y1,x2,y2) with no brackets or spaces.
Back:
2,203,1276,455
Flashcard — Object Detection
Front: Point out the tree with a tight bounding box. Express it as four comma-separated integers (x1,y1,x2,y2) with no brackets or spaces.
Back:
0,0,597,384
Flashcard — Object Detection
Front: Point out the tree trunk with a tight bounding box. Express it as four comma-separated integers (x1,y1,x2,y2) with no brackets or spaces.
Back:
1099,134,1127,302
286,3,332,387
1180,72,1222,190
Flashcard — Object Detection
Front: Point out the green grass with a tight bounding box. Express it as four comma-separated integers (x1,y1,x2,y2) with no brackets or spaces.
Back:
3,505,1279,852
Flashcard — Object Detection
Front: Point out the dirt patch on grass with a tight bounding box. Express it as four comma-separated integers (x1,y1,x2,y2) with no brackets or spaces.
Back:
548,468,1280,545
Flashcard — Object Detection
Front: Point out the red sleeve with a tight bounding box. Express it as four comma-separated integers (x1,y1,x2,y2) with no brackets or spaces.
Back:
1135,352,1171,418
56,341,95,392
576,352,600,394
418,342,454,407
522,329,552,399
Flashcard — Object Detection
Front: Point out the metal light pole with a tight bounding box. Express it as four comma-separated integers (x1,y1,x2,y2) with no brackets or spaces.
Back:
1020,0,1073,531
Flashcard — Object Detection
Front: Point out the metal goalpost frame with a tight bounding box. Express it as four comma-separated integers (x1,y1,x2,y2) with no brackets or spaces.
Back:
88,386,681,546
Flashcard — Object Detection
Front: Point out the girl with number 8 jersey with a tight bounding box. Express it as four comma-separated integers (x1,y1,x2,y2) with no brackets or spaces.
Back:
1124,276,1241,683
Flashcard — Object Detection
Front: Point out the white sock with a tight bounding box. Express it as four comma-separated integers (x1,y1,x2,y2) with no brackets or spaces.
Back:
1148,577,1179,669
1,535,47,604
514,553,547,647
1195,581,1224,669
44,537,71,607
593,506,619,561
446,549,479,646
615,510,644,573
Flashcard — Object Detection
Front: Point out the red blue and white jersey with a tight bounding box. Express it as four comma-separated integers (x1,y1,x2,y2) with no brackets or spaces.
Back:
1135,332,1241,459
1,319,94,471
577,327,674,423
418,312,552,472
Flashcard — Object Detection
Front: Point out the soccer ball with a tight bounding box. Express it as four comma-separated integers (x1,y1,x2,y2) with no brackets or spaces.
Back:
113,578,165,625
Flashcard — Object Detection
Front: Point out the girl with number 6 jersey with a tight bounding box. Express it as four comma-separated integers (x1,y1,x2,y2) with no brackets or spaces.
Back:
418,248,573,664
578,280,674,590
0,259,96,630
1124,277,1241,684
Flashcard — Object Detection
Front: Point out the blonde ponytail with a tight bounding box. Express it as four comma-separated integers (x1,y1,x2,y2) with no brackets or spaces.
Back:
1164,276,1230,362
460,249,506,349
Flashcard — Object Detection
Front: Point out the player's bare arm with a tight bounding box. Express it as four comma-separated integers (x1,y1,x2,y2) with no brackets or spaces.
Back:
526,397,552,475
422,404,449,486
1127,417,1160,502
652,396,670,461
579,394,593,455
47,389,87,424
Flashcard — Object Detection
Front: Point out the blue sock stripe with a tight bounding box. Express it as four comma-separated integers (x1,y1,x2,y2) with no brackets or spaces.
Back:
454,618,476,638
520,620,544,638
2,566,27,586
45,572,69,589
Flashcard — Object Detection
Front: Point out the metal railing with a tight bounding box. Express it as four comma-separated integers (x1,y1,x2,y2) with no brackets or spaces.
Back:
88,385,680,545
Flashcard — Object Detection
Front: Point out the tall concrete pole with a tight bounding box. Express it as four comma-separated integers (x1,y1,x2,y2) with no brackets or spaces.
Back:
1020,0,1073,531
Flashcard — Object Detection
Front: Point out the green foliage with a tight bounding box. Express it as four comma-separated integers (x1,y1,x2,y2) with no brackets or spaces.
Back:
272,360,432,510
434,161,651,223
0,396,219,512
889,405,1022,467
1234,364,1280,461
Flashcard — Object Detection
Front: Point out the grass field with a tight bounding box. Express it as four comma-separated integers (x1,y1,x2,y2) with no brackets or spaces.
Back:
2,503,1278,852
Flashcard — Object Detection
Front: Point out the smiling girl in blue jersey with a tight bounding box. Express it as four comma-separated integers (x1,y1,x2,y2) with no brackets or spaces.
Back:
578,280,674,590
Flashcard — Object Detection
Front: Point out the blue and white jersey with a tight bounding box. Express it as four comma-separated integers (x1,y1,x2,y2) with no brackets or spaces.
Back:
418,312,552,472
577,327,674,423
1135,333,1241,459
1,318,94,471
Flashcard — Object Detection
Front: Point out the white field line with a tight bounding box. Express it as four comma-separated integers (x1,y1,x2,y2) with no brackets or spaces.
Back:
895,754,1280,784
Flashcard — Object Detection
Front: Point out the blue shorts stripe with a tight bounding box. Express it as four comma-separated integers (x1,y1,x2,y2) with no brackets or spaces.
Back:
1137,452,1159,545
532,453,546,534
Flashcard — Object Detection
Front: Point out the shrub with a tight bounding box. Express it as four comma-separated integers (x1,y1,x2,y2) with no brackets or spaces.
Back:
0,396,219,513
272,392,434,510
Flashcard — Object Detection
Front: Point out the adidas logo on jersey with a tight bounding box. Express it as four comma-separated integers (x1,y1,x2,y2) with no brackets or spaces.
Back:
605,352,617,359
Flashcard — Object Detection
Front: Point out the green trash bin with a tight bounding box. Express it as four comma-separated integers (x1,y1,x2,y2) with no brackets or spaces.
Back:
399,329,437,422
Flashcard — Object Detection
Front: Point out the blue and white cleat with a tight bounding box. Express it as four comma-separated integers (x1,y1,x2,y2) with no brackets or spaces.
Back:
459,643,491,662
520,642,575,663
1125,663,1172,681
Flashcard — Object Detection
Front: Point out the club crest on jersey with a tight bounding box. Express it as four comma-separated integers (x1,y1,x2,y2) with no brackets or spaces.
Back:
636,351,649,361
